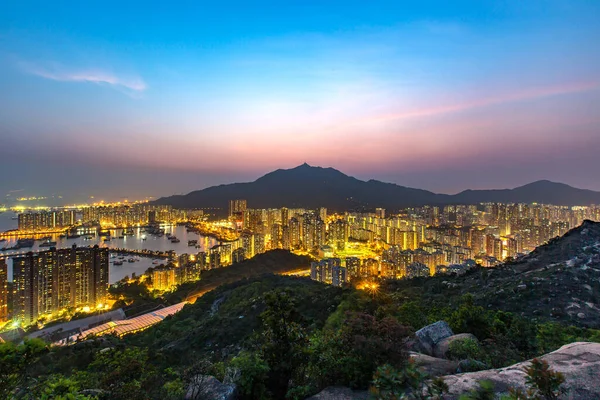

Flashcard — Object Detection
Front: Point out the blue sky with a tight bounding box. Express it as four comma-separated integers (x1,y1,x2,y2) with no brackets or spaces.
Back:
1,1,599,202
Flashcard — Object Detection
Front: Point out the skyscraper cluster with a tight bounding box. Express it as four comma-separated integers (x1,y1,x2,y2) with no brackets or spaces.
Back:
18,210,76,231
11,245,109,325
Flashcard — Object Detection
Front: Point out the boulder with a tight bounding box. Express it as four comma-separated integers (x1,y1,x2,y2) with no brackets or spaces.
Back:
409,352,460,376
185,375,236,400
307,386,369,400
441,342,600,399
415,321,453,355
433,333,478,359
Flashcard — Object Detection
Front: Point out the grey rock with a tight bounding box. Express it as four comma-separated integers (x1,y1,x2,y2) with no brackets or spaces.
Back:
409,352,460,376
441,342,600,399
186,375,236,400
433,333,478,359
415,321,453,356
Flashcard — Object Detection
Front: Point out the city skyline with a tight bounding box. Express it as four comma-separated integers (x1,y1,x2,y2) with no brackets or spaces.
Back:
2,1,600,200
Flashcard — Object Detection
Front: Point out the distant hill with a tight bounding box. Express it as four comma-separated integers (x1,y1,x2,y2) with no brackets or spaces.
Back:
152,164,600,215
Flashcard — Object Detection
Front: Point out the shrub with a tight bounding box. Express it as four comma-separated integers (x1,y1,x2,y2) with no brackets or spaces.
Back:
524,358,565,400
447,338,487,362
370,362,447,400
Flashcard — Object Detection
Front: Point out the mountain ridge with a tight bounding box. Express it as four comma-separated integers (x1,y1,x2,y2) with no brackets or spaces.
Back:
152,164,600,214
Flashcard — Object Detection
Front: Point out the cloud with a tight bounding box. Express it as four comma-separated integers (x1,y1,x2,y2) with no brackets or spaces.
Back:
359,80,600,124
18,60,147,93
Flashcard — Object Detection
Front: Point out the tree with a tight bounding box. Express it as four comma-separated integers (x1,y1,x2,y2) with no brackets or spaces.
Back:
310,312,411,389
258,290,309,399
230,351,270,400
0,338,47,399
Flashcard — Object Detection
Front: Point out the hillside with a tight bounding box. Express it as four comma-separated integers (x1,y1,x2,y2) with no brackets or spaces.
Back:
112,249,313,315
386,220,600,328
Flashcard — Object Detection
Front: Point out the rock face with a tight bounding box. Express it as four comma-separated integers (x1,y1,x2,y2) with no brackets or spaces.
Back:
415,321,453,356
185,375,236,400
441,342,600,399
306,386,369,400
433,333,478,359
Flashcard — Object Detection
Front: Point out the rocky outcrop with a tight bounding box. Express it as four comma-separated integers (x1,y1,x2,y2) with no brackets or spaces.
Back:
306,386,369,400
441,342,600,399
185,375,236,400
414,321,453,356
433,333,478,359
409,352,460,376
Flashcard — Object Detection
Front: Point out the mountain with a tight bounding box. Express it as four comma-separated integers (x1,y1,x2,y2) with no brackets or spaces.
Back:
153,164,600,214
452,180,600,206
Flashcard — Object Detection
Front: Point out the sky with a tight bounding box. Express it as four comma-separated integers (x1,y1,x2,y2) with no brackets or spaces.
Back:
1,0,599,203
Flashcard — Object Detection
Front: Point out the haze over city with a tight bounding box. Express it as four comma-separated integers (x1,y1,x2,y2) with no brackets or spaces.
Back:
1,1,600,201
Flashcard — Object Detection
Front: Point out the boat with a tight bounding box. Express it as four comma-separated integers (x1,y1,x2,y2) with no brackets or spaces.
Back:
39,241,58,247
152,261,159,265
37,236,52,241
113,261,123,266
16,238,35,249
118,236,125,239
128,258,136,263
103,238,111,242
188,240,198,246
66,234,80,239
83,236,94,241
170,237,180,243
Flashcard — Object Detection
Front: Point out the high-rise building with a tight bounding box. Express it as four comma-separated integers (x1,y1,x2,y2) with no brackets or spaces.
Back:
375,208,385,219
12,245,109,325
0,258,7,323
229,199,247,218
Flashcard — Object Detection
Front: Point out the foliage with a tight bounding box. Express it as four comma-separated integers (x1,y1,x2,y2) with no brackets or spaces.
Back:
0,338,48,399
309,312,411,389
35,376,95,400
370,362,448,400
447,338,487,363
523,358,565,400
449,294,494,340
257,289,310,399
229,351,270,400
458,380,495,400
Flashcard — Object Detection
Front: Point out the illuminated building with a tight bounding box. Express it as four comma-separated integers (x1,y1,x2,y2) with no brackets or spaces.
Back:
152,267,177,291
345,257,361,278
229,199,247,218
375,208,385,219
12,245,108,325
0,258,7,323
18,210,76,231
406,262,430,278
232,248,246,263
328,219,349,250
332,265,347,287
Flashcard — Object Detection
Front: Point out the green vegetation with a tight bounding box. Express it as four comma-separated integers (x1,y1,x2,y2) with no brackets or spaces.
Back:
2,262,599,399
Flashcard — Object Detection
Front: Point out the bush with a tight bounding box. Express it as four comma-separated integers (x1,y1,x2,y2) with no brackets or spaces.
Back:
229,351,270,400
447,338,487,362
309,312,411,389
524,358,565,400
370,362,447,400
